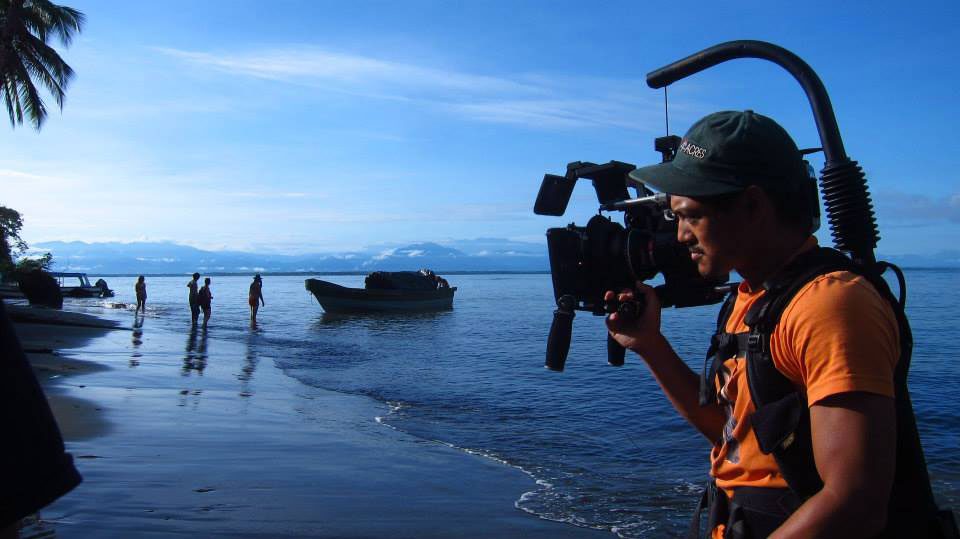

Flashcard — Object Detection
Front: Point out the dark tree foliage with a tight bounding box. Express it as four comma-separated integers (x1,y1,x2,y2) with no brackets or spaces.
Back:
0,205,27,274
0,205,52,278
0,0,85,129
15,251,51,272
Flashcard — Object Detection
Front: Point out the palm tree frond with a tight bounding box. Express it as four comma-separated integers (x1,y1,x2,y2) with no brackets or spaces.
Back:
1,0,83,129
10,53,46,128
20,0,85,47
2,78,24,127
19,46,65,107
19,32,72,83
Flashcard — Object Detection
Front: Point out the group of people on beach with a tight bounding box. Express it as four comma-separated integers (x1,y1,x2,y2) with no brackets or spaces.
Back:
132,274,265,328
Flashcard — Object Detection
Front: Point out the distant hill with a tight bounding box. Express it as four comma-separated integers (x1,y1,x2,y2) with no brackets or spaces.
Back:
23,240,958,275
26,240,550,274
878,250,960,269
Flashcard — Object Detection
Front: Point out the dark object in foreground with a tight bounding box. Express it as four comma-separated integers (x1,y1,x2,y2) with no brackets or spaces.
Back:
305,271,456,313
0,299,82,526
17,269,63,309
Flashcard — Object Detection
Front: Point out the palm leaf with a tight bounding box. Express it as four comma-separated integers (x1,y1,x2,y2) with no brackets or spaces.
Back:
19,33,71,104
0,0,83,129
11,57,45,128
21,0,85,47
2,77,23,125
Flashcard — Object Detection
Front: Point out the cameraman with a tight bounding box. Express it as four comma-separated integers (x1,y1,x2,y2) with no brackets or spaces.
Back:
606,110,899,538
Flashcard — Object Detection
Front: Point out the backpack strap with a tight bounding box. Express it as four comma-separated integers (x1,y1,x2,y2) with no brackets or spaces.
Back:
742,247,853,498
699,290,741,407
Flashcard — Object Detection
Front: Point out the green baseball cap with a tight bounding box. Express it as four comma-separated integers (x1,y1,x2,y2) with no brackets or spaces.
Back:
628,110,808,197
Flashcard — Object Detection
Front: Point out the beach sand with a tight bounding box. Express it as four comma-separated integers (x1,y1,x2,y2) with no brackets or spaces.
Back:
13,308,605,538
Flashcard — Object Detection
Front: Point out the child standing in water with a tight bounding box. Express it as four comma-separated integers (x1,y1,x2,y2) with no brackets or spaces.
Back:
249,274,264,325
135,275,147,313
199,277,213,328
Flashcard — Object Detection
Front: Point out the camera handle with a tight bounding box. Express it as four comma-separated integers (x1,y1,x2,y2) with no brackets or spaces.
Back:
607,335,626,367
545,295,576,372
604,295,643,367
545,293,643,371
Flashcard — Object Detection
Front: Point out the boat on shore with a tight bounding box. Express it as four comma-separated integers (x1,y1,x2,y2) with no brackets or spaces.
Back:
1,272,114,300
305,270,456,313
52,272,114,298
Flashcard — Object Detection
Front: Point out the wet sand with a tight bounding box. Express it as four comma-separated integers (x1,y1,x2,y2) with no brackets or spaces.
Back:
14,309,605,538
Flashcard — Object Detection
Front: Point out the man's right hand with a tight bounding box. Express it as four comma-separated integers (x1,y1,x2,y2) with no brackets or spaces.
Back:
604,282,664,357
605,282,726,442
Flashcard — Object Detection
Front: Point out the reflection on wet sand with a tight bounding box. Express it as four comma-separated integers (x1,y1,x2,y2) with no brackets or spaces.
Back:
238,338,258,399
130,314,143,367
182,327,208,376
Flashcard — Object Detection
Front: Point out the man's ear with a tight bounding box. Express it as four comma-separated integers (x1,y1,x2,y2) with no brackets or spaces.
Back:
741,185,770,222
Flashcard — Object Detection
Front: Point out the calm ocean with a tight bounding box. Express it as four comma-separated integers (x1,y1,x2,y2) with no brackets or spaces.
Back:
63,269,959,537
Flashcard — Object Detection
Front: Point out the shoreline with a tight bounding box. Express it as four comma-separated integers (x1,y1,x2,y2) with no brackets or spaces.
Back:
16,311,118,445
13,305,606,538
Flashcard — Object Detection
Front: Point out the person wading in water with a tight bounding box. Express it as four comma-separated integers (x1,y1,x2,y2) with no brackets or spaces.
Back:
249,274,264,326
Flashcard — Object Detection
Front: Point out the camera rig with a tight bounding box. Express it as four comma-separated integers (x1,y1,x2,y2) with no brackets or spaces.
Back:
535,151,735,371
534,40,883,372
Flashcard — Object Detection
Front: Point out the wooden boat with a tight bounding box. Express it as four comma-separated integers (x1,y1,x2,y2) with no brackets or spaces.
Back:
305,278,456,313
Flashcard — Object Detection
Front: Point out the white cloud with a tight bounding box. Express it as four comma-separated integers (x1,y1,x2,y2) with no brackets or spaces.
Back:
0,168,53,182
372,248,398,260
875,191,960,223
155,46,663,130
228,191,313,199
154,47,542,97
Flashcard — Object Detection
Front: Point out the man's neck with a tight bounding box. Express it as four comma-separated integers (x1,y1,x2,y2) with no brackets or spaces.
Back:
738,231,811,290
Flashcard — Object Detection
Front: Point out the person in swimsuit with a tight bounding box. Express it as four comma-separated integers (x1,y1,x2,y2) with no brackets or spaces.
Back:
187,272,200,327
135,275,147,314
198,277,213,328
249,274,264,325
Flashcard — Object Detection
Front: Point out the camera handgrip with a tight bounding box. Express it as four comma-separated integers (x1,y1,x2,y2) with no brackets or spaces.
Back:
545,295,575,372
604,295,643,367
607,334,625,367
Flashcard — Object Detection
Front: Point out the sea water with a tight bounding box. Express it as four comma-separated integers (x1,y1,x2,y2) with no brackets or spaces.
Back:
62,270,959,537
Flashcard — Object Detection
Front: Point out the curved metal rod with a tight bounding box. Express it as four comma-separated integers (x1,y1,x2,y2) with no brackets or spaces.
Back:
646,40,847,164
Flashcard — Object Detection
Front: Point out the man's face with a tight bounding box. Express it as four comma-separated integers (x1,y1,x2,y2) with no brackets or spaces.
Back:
669,194,745,280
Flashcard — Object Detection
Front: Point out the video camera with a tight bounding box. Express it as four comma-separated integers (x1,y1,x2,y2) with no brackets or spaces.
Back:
534,136,735,372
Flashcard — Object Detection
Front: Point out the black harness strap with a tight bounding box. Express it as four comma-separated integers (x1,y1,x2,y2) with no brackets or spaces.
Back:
687,482,801,539
699,291,740,407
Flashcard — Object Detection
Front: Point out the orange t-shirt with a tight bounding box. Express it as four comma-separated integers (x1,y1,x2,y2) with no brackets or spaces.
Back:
709,244,899,537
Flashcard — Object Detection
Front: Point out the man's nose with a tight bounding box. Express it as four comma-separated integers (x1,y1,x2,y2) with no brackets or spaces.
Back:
677,219,693,244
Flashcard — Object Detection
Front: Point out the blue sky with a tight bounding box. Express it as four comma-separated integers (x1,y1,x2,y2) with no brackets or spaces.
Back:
2,0,958,256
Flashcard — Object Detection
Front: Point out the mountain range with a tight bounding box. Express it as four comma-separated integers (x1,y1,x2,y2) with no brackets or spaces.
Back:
24,240,960,275
28,239,551,274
